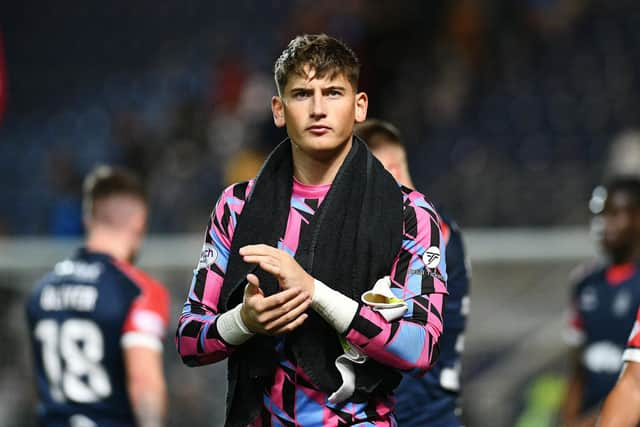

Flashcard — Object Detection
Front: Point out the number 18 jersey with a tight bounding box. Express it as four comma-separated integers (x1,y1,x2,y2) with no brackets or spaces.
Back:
25,248,169,427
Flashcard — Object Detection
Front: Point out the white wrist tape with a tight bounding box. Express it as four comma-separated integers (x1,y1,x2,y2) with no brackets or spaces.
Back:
216,303,254,345
311,279,359,334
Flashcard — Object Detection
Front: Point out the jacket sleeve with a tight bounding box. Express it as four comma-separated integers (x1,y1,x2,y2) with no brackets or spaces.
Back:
343,190,448,373
424,217,470,387
175,182,251,366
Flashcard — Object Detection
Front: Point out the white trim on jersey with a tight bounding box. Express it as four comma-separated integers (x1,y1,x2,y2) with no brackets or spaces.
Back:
121,331,163,352
623,348,640,363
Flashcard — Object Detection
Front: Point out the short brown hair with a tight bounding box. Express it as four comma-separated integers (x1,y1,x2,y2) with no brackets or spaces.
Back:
354,119,404,150
274,34,360,95
82,165,146,220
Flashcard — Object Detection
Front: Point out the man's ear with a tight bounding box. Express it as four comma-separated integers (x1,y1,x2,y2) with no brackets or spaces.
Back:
354,92,368,123
271,96,286,128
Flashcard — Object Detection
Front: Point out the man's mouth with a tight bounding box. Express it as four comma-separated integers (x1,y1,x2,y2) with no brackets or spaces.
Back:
307,125,331,136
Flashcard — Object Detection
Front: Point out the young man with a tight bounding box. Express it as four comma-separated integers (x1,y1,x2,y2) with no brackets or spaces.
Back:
356,119,471,427
176,34,448,426
26,165,170,427
562,177,640,427
598,304,640,426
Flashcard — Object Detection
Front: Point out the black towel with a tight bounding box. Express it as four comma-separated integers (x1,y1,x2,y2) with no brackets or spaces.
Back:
220,136,403,427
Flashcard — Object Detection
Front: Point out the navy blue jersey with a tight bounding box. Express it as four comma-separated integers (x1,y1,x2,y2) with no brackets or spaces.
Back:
25,248,169,427
394,215,470,427
566,262,640,413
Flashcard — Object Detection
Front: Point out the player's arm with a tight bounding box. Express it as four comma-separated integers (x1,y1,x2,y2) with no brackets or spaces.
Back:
599,307,640,426
119,272,171,427
598,362,640,426
431,219,470,388
124,346,167,427
175,183,253,366
562,347,591,427
338,192,447,371
240,191,448,371
175,182,309,364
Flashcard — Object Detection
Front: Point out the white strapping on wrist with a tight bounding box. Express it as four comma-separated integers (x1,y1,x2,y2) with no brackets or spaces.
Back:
216,304,254,345
311,279,359,334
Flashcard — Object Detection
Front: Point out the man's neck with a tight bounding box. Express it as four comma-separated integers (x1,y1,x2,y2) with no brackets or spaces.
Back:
291,137,353,185
611,245,640,265
85,229,129,262
398,163,415,189
402,175,415,189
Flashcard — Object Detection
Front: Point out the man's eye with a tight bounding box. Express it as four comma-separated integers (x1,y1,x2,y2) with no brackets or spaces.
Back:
293,92,309,99
328,90,342,97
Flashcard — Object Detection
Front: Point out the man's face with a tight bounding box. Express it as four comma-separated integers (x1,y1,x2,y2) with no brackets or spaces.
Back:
271,66,367,159
601,190,640,259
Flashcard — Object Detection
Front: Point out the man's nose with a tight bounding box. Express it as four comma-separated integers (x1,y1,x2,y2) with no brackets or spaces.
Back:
310,92,326,118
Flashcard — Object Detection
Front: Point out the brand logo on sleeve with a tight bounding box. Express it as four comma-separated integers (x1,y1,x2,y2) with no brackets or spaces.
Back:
197,243,218,269
422,247,441,269
409,268,445,281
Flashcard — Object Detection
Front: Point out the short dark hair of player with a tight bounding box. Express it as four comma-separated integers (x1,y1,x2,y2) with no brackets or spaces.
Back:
354,119,405,150
605,176,640,209
273,34,360,96
82,165,147,221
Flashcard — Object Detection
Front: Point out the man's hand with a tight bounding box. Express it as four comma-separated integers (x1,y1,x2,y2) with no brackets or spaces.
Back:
239,244,315,294
240,273,311,335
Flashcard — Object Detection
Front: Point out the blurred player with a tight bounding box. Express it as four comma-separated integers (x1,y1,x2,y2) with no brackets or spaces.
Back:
356,119,471,427
598,304,640,426
26,165,170,427
562,177,640,427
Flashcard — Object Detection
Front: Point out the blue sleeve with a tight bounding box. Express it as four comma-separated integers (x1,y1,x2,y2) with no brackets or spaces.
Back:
435,218,470,390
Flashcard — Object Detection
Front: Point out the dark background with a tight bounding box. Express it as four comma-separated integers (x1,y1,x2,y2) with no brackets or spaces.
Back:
2,0,639,235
